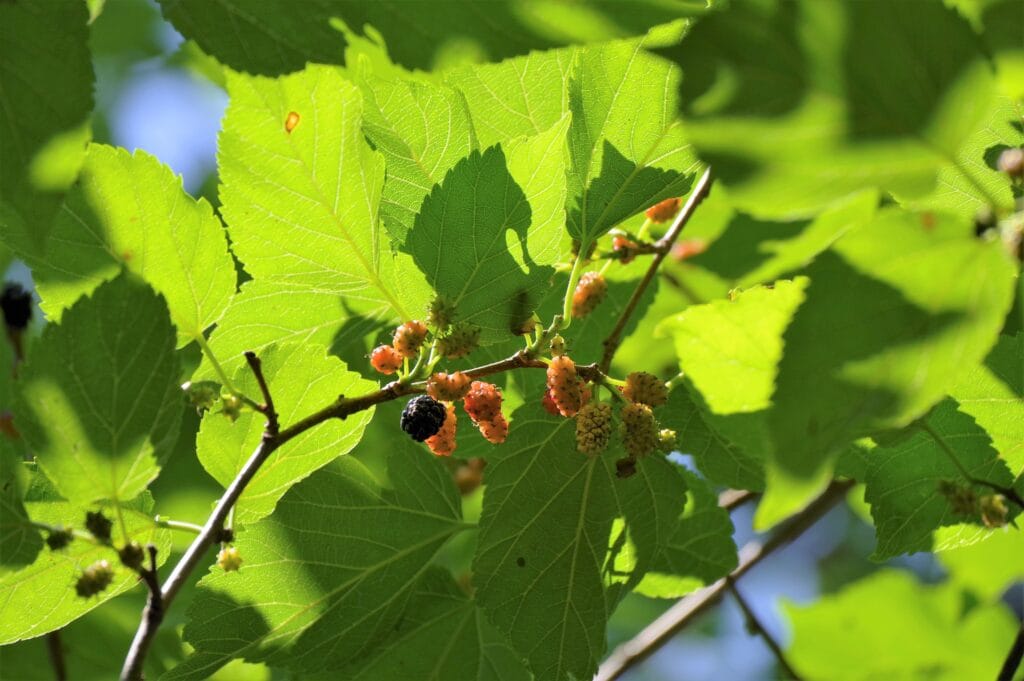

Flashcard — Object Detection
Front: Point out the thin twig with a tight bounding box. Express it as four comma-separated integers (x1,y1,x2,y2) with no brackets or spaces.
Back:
726,576,802,680
46,630,66,681
999,620,1024,681
595,479,854,681
601,167,714,371
244,350,279,435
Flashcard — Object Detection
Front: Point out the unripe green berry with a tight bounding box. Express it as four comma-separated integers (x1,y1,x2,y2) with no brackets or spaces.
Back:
576,403,613,455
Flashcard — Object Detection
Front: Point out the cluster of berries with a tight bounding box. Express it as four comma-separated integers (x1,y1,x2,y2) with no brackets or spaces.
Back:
937,480,1010,529
399,372,509,457
371,307,482,376
42,509,156,598
545,356,676,477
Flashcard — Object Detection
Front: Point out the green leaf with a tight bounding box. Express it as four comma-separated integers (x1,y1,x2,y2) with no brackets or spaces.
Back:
318,568,530,681
406,116,571,344
196,343,377,524
566,39,700,242
767,209,1016,477
0,0,93,259
157,0,698,75
219,65,430,356
448,48,577,148
667,0,997,218
660,386,764,491
938,526,1024,602
634,468,737,599
15,274,183,504
865,400,1016,559
32,145,236,346
784,570,1018,681
0,471,170,644
170,446,464,679
892,97,1023,219
0,441,41,576
473,403,687,681
865,333,1024,558
358,74,478,242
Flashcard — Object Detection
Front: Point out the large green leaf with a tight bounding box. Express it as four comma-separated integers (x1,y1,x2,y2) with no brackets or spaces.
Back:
0,0,93,259
448,47,577,147
405,116,571,344
197,343,377,524
32,145,236,346
939,526,1024,602
359,74,478,242
566,38,700,242
666,0,998,218
15,274,183,504
157,0,699,75
865,333,1024,558
169,447,465,679
634,468,737,599
317,568,530,681
219,64,430,363
0,471,170,644
0,442,41,576
783,570,1017,681
473,403,687,681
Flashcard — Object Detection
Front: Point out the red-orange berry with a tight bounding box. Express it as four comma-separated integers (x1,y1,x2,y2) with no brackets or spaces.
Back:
671,239,707,261
612,235,638,264
393,320,429,358
542,389,562,416
427,371,472,402
546,356,583,417
463,381,503,424
478,414,509,444
370,344,403,374
622,371,668,407
425,403,458,456
572,272,608,319
645,197,681,223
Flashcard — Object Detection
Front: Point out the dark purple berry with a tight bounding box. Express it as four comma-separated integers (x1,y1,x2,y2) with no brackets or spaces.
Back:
85,510,113,543
0,283,32,330
400,395,447,442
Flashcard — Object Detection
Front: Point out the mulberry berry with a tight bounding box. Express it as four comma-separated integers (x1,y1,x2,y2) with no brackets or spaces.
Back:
576,403,612,455
612,235,638,264
671,239,707,261
119,542,145,571
425,404,458,456
427,371,471,402
546,356,583,417
980,494,1008,528
621,402,659,458
393,320,428,358
438,322,480,359
371,344,403,375
427,295,457,332
0,283,32,330
75,560,115,598
572,272,607,319
645,197,681,223
401,395,448,442
938,480,978,517
454,458,486,495
463,381,503,424
85,511,113,543
45,527,74,551
542,389,562,416
615,457,637,479
549,335,566,357
478,414,509,444
217,546,243,572
622,372,668,407
657,428,677,453
997,147,1024,178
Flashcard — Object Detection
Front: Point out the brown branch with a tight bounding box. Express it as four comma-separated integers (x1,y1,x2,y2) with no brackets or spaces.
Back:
719,488,757,512
999,620,1024,681
244,350,279,435
46,630,66,681
601,167,714,372
726,576,802,680
595,479,854,681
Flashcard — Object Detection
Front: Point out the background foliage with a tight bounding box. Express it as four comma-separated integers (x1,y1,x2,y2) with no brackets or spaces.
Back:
0,1,1022,680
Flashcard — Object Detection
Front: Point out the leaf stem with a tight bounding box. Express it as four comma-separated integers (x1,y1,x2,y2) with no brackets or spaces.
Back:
561,250,588,330
153,517,203,535
921,420,1024,509
195,334,237,395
